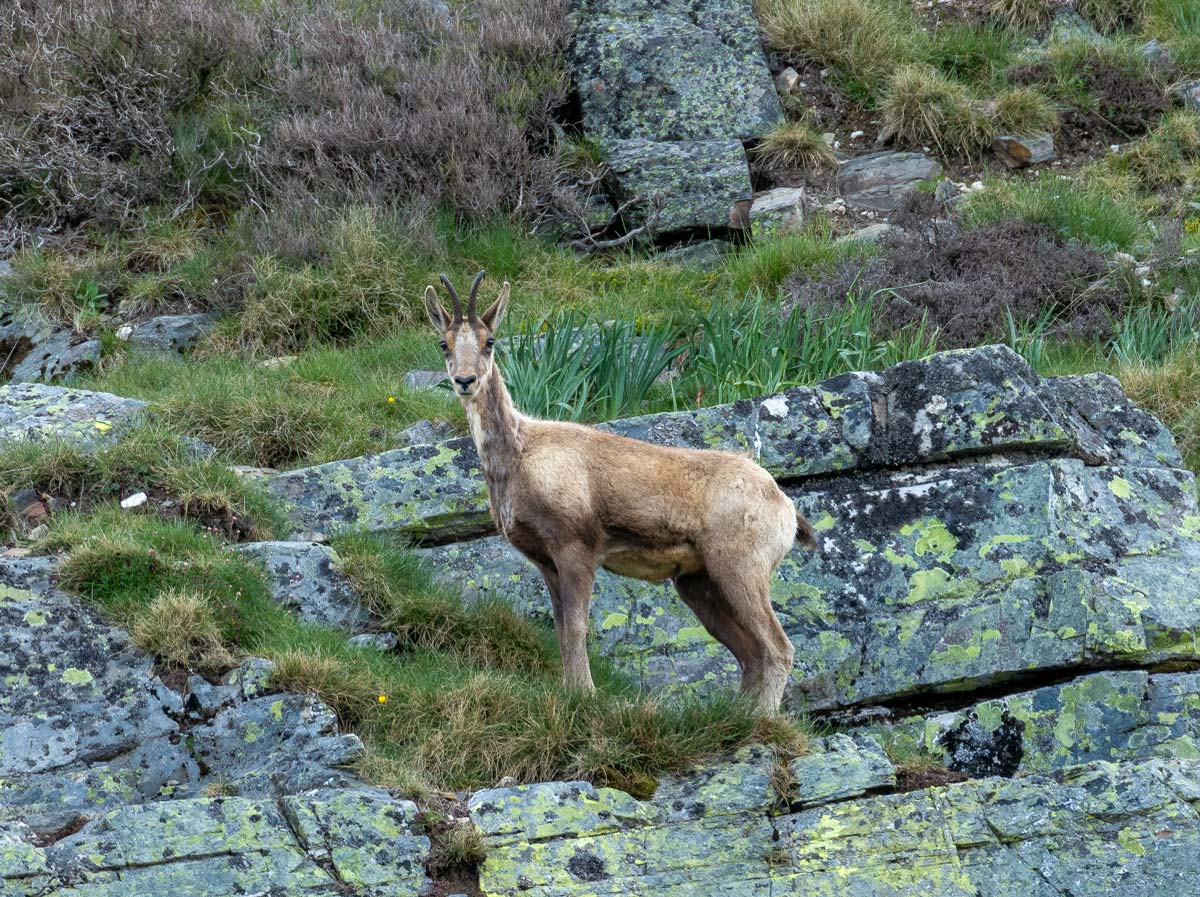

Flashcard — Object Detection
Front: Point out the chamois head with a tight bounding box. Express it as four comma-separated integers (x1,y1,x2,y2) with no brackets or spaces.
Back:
424,270,510,400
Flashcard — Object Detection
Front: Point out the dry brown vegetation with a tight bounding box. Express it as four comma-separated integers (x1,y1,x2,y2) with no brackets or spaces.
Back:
0,0,570,251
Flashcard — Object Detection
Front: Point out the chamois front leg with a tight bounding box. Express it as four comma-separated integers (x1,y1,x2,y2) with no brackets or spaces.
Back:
549,545,596,693
534,561,565,647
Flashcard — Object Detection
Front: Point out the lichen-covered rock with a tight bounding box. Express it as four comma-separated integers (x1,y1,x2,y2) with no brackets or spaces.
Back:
236,540,370,631
605,138,753,234
0,383,147,446
570,0,780,143
0,310,101,384
472,757,1200,897
191,694,365,797
838,151,943,211
891,668,1200,775
283,788,431,894
122,313,217,354
275,347,1154,542
787,735,895,808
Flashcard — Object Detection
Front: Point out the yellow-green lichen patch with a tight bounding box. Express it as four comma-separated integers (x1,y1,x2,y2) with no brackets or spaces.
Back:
60,667,94,687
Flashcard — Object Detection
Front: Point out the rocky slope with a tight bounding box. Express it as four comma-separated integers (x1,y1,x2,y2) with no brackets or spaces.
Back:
3,345,1200,895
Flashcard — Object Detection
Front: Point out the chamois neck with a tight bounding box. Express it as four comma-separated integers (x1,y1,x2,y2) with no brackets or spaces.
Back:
463,369,522,473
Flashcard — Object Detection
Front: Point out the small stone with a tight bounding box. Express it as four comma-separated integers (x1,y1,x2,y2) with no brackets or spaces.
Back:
116,324,134,341
774,66,801,94
2,547,32,558
230,465,278,479
405,370,449,391
348,632,399,651
992,133,1056,169
838,151,942,211
26,524,48,541
120,492,148,510
126,314,216,354
849,129,864,139
750,187,806,236
1174,80,1200,113
836,223,898,244
259,355,297,369
396,419,456,447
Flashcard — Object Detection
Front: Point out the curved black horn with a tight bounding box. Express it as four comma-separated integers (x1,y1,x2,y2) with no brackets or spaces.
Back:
467,270,486,321
439,273,463,321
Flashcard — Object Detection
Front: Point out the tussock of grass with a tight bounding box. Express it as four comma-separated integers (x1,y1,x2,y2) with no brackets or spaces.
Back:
752,120,837,177
230,207,422,355
332,532,559,674
1116,342,1200,471
755,0,925,94
1076,0,1145,33
882,65,1055,159
988,0,1053,31
49,510,809,792
1097,111,1200,191
960,173,1146,250
131,589,237,673
724,225,857,297
0,426,284,540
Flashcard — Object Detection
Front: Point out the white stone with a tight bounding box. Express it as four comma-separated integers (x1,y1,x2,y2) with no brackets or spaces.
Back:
116,324,134,341
120,492,148,509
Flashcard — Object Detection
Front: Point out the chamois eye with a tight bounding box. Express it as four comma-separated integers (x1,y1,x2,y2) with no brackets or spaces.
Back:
485,337,495,349
439,340,448,352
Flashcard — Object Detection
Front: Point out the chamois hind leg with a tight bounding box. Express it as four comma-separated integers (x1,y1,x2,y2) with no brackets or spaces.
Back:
548,545,596,693
678,563,793,715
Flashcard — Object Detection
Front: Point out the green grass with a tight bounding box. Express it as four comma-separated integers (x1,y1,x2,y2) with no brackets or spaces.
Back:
44,511,808,793
929,21,1023,86
0,425,285,540
960,173,1147,250
752,119,838,177
754,0,927,98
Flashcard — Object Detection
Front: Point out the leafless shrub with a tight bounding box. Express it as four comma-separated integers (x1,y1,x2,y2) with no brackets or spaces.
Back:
0,0,265,248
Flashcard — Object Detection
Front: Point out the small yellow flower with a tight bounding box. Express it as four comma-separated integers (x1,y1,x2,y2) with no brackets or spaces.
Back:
377,694,388,704
387,396,395,404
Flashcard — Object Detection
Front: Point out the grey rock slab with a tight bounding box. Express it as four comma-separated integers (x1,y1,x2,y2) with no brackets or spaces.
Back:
1174,79,1200,113
787,734,895,808
422,456,1200,710
606,138,753,234
472,757,1200,897
405,369,449,390
571,0,781,142
283,787,431,894
992,133,1057,168
269,346,1185,544
838,151,943,211
0,382,147,447
190,693,364,797
892,668,1200,776
124,313,217,353
236,540,370,631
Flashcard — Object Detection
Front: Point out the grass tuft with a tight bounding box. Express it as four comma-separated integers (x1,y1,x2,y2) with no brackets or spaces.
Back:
1115,341,1200,471
755,0,925,95
131,589,237,673
753,120,838,177
988,0,1053,31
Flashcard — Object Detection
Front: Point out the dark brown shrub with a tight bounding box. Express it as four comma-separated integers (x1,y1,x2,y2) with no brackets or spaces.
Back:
0,0,265,247
785,221,1128,347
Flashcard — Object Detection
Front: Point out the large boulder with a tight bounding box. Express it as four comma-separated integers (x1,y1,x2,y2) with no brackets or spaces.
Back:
471,755,1200,897
606,138,753,235
236,540,370,631
0,382,147,447
570,0,781,143
265,346,1200,710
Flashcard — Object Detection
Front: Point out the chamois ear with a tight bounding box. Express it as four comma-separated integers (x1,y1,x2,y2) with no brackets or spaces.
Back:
424,285,450,331
480,281,510,333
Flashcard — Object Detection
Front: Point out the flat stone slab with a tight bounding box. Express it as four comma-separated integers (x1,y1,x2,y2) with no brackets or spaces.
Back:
122,313,217,353
838,151,943,211
424,457,1200,709
890,668,1200,776
236,540,370,631
271,347,1180,542
606,138,753,234
0,383,147,447
472,757,1200,897
571,0,781,142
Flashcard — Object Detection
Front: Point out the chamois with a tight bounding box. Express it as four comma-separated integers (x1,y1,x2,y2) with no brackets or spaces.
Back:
424,272,816,715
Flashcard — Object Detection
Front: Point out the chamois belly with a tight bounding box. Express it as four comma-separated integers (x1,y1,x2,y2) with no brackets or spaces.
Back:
599,544,704,582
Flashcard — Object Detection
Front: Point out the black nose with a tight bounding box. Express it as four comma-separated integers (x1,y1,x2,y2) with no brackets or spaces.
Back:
454,375,477,388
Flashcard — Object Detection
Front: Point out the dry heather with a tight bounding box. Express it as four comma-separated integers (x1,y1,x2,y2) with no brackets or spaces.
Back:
0,0,570,250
